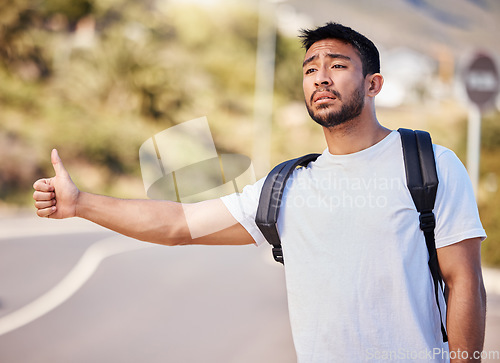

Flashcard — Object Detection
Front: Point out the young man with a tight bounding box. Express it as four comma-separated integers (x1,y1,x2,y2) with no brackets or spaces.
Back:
34,23,486,362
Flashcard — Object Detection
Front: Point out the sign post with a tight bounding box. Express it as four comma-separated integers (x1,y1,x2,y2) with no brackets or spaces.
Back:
463,52,499,197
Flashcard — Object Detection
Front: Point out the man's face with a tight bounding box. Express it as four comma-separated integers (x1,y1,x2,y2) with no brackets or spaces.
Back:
302,39,366,128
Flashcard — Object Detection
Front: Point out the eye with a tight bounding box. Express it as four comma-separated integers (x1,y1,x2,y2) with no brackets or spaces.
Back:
332,64,346,69
305,68,317,75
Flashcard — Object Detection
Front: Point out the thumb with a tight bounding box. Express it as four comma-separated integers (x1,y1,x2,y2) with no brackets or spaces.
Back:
51,149,68,177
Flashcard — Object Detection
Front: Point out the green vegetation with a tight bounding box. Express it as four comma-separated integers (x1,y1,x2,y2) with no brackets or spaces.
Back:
0,1,304,203
477,111,500,267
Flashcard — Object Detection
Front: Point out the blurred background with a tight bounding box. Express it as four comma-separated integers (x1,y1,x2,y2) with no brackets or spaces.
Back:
0,0,499,362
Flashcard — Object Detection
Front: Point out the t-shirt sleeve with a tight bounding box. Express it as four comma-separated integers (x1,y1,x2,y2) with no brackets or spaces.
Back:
220,177,267,246
433,146,486,248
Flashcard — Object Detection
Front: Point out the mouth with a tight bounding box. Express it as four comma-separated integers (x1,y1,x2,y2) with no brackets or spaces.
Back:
312,91,339,105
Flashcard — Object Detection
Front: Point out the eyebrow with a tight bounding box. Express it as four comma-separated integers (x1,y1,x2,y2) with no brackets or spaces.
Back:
302,53,352,68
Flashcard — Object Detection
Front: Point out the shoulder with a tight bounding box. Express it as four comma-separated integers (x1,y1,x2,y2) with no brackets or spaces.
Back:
431,143,486,247
432,144,469,180
433,144,460,163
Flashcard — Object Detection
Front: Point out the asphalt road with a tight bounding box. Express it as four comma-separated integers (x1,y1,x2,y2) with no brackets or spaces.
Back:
0,216,296,363
0,216,499,362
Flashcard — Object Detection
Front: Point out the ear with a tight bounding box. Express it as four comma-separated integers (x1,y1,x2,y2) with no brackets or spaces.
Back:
366,73,384,97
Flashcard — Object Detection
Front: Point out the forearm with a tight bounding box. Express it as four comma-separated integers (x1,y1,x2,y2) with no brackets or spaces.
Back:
446,278,486,362
75,192,191,245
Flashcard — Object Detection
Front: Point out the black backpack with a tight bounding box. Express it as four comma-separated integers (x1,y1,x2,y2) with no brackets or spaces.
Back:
255,128,448,342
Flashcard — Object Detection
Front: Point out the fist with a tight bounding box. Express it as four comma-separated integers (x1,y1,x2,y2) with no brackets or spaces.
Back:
33,149,80,219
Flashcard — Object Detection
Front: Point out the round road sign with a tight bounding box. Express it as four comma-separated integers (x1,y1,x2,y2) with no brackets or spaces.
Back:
464,53,499,110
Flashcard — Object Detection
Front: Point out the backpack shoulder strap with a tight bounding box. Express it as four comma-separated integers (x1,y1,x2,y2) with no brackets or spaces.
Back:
255,153,320,264
398,128,439,215
398,128,448,342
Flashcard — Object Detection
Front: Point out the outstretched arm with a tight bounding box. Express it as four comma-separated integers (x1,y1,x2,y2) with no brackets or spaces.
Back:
33,149,254,246
437,237,486,362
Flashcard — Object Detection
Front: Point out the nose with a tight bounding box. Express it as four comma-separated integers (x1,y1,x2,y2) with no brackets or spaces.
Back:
314,68,332,87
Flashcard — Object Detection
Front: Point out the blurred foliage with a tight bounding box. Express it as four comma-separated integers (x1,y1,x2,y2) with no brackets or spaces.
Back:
477,111,500,267
481,110,500,151
0,0,303,203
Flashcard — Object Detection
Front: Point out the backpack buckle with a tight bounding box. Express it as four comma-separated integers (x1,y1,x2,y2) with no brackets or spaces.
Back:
272,247,284,264
419,211,435,233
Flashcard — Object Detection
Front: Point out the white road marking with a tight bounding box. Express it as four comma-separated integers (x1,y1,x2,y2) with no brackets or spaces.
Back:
0,235,151,336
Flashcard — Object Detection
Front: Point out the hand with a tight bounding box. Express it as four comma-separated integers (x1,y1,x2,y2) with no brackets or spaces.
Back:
33,149,80,219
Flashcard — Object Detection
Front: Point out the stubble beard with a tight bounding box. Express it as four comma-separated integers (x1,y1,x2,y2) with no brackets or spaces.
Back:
306,85,365,129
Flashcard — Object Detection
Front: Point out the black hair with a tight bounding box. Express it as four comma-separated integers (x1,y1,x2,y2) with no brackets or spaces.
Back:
299,22,380,77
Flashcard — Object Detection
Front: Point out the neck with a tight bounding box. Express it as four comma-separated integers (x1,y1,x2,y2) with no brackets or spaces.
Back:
322,109,391,155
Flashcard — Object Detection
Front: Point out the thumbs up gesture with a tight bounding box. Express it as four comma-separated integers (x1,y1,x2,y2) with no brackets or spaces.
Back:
33,149,80,219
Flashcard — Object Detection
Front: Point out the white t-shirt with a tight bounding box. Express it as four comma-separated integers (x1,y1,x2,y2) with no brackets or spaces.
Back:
221,130,486,362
